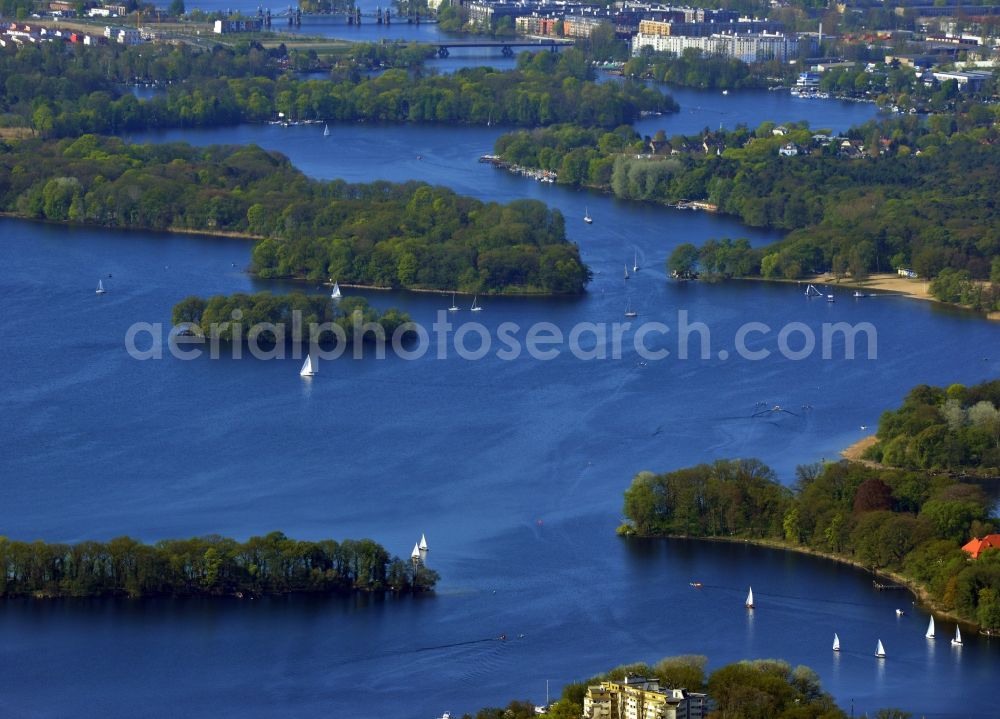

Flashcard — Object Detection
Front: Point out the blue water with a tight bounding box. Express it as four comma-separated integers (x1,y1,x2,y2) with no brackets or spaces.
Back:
0,81,993,718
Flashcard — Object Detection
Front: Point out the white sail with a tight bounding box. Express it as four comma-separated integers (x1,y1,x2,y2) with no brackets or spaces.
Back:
633,250,639,272
584,207,592,223
299,355,316,377
745,587,754,608
330,281,342,300
411,542,421,560
323,123,330,136
471,295,482,312
624,264,630,280
953,626,962,645
833,633,840,651
96,279,106,294
419,534,428,551
876,639,886,657
926,616,935,639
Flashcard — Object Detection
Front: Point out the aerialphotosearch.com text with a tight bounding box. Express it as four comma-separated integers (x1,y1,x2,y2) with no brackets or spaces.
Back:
125,310,878,363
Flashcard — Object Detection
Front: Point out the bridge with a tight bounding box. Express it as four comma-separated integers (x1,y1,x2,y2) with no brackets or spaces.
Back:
433,39,572,57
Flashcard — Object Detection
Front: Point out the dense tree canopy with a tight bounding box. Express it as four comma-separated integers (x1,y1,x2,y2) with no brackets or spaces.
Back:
0,42,675,135
0,135,590,294
173,293,411,343
866,381,1000,472
0,531,438,598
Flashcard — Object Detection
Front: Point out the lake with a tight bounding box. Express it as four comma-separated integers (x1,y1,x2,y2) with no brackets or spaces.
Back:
1,80,997,718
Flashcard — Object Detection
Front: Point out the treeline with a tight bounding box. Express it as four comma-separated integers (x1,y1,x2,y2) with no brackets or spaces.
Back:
623,47,775,90
621,458,1000,631
3,42,674,135
0,135,589,294
172,293,412,343
467,655,859,719
0,531,439,598
865,381,1000,472
494,113,1000,290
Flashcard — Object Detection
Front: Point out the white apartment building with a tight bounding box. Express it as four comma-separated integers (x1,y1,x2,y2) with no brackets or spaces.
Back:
631,31,799,62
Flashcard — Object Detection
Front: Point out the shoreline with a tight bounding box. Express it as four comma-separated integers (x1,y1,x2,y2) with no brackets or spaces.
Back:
839,435,879,465
643,533,980,632
734,272,999,321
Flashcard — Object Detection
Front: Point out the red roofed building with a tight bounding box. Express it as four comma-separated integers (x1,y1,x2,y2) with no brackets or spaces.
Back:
962,534,1000,559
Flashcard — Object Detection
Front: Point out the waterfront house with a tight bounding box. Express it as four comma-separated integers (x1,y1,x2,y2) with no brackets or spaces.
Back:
962,534,1000,559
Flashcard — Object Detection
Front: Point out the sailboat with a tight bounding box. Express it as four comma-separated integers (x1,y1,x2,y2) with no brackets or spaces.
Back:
952,625,963,646
745,586,754,609
624,299,637,318
330,281,342,300
95,279,107,295
471,295,482,312
926,616,936,639
875,639,886,658
832,633,840,652
804,283,822,297
584,207,593,224
323,123,330,136
299,355,317,377
411,542,421,561
448,293,459,312
419,534,428,551
624,264,630,280
633,251,639,273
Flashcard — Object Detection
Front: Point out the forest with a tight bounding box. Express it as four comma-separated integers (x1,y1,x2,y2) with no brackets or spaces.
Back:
864,381,1000,473
494,110,1000,292
466,654,872,719
0,135,589,294
0,531,439,598
172,293,412,344
0,42,675,135
620,457,1000,632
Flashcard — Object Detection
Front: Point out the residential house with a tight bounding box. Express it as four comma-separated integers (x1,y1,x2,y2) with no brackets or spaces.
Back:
962,534,1000,559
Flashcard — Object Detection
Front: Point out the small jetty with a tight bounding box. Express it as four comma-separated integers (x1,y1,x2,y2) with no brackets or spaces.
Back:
480,155,557,183
873,580,907,591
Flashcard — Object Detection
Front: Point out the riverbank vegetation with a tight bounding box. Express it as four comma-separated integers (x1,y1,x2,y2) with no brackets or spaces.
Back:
467,654,875,719
0,135,589,294
0,531,439,598
1,41,674,134
495,112,1000,303
622,47,784,90
864,381,1000,473
620,456,1000,632
172,293,412,343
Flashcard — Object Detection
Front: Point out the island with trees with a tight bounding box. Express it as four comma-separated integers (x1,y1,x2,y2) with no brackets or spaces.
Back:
0,134,590,295
172,293,412,344
618,383,1000,633
0,531,439,598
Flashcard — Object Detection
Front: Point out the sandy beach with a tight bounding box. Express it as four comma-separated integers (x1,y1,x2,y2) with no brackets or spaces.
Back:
841,434,879,464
